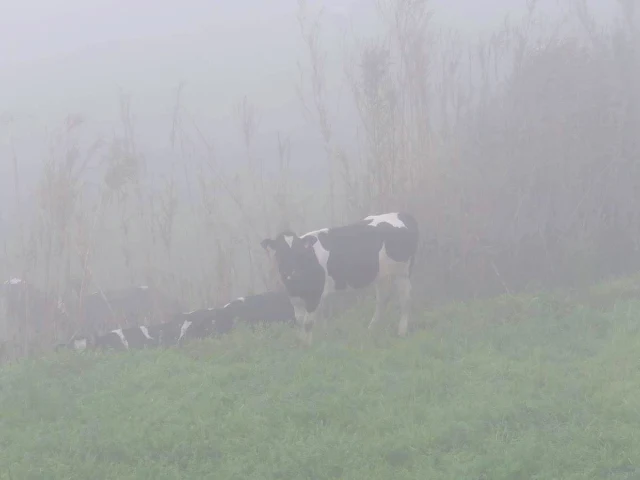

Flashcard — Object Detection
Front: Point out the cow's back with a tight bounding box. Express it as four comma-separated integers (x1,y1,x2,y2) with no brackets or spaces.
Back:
322,224,385,290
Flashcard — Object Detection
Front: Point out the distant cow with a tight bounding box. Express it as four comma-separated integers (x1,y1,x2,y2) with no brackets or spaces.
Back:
73,285,184,335
222,291,296,328
261,212,419,345
1,278,68,343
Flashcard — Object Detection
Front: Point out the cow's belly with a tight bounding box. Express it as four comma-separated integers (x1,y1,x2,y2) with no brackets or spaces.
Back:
378,244,410,278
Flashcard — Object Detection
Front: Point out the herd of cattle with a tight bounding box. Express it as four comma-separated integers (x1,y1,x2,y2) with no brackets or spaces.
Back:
1,212,420,353
56,290,297,352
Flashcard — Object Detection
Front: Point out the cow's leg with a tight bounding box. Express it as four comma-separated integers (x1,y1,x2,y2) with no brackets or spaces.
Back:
300,307,321,347
368,281,385,330
395,275,411,337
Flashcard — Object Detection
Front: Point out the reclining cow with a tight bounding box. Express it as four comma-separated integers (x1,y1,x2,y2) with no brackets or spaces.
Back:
56,324,158,352
173,307,236,346
260,212,419,345
222,291,296,329
69,284,184,335
57,306,237,352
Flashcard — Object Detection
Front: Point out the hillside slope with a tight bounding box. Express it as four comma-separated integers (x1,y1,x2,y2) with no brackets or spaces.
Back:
2,278,640,479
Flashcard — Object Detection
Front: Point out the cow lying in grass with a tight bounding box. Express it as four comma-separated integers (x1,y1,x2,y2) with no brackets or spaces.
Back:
261,212,419,345
56,308,231,352
55,290,297,352
223,291,296,328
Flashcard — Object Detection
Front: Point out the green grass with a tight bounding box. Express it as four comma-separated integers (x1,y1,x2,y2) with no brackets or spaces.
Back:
4,277,640,479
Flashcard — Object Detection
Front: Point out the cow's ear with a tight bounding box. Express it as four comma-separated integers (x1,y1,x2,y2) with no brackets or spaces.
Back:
302,236,317,249
261,238,275,252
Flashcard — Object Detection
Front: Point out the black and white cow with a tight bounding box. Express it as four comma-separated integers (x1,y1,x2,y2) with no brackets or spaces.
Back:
260,212,419,345
174,308,228,346
222,291,296,328
1,278,69,341
72,285,184,335
147,307,236,347
57,324,159,352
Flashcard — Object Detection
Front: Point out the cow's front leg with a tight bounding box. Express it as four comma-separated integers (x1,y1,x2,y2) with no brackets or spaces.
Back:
300,307,321,347
368,282,385,330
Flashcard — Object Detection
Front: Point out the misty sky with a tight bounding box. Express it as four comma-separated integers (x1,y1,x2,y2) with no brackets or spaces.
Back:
0,0,618,210
2,0,579,68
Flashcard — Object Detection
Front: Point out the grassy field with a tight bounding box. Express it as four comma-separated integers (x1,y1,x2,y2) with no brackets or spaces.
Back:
3,278,640,479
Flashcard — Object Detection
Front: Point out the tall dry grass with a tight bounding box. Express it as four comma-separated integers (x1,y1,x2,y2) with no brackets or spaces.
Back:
0,0,638,361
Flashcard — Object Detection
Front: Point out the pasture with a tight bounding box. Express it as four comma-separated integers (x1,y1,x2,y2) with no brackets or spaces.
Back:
2,276,640,479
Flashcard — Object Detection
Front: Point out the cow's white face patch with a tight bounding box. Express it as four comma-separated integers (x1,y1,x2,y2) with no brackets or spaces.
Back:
364,213,405,228
284,235,294,248
139,326,153,340
112,329,129,349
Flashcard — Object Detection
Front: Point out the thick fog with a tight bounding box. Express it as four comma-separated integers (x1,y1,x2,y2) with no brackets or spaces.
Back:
1,0,616,206
0,0,633,350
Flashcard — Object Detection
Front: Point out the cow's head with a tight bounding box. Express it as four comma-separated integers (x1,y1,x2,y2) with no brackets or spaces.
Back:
261,231,318,290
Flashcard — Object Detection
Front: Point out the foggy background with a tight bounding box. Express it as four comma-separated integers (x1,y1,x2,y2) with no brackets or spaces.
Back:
1,0,637,357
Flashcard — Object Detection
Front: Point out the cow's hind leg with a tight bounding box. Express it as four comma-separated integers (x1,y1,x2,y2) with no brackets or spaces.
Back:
368,282,385,330
395,275,411,337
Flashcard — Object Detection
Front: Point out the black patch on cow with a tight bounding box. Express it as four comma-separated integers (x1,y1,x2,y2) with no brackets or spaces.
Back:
94,331,128,351
177,310,217,344
123,326,156,349
224,292,296,327
321,223,385,290
75,286,184,335
147,318,182,347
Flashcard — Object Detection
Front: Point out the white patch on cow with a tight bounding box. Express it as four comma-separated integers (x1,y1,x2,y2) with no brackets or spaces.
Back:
364,212,405,228
112,329,129,349
139,285,149,290
308,233,334,291
6,278,22,285
302,228,328,238
139,326,154,340
73,338,88,351
178,320,192,342
237,297,245,302
284,235,294,248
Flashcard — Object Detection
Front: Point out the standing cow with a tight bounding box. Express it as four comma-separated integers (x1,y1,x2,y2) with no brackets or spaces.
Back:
260,212,419,345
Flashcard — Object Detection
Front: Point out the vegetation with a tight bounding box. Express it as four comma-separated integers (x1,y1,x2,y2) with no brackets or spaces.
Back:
3,275,640,478
2,1,640,477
